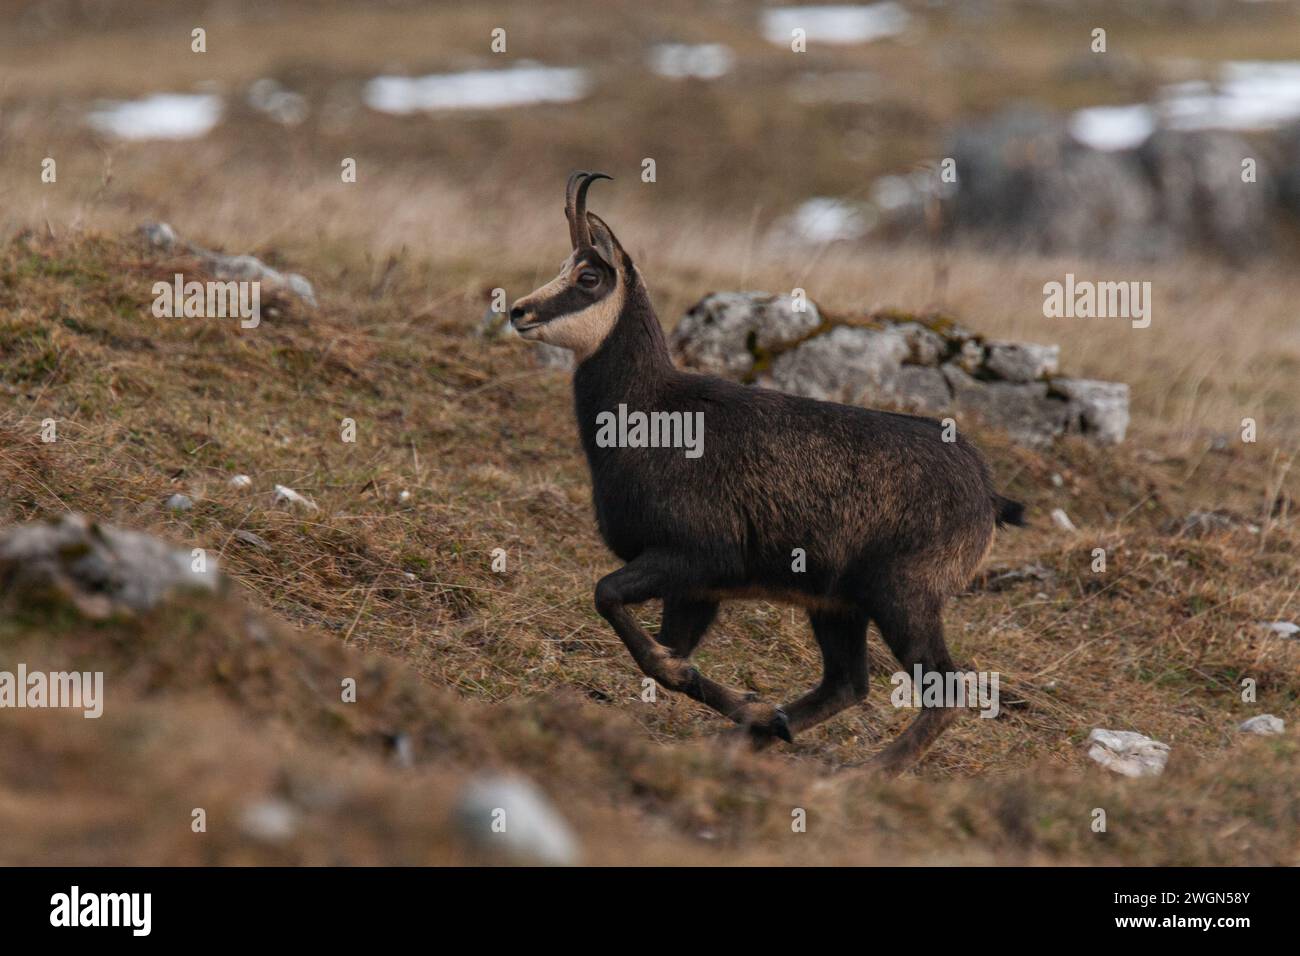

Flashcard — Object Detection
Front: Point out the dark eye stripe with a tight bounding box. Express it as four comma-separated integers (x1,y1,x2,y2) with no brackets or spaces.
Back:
528,283,602,324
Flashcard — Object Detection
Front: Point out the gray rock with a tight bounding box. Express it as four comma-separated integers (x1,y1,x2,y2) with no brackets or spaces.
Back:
1259,621,1299,638
894,322,949,366
954,338,984,374
139,221,178,249
138,221,317,307
1238,714,1284,736
672,291,1129,447
945,107,1165,259
943,364,1068,447
1279,120,1300,219
1139,128,1275,260
984,342,1060,382
886,364,951,414
164,493,193,512
238,798,299,842
766,325,909,404
453,774,579,866
670,292,823,379
1167,510,1247,538
1086,728,1170,778
0,513,218,618
1050,378,1130,445
272,484,318,511
1050,508,1079,532
233,529,271,551
934,107,1274,260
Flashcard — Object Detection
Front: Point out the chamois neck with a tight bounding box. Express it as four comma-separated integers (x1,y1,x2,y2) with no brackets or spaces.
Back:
574,268,674,400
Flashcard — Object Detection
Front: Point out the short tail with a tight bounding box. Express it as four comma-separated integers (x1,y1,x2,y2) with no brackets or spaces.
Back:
994,494,1026,528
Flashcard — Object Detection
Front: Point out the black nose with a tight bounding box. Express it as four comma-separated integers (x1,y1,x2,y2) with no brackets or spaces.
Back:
509,305,526,322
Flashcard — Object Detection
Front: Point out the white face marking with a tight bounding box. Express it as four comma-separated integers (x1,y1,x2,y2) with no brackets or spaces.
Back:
515,256,624,360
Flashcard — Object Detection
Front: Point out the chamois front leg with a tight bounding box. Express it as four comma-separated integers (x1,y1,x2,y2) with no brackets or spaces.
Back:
656,598,718,657
594,555,792,741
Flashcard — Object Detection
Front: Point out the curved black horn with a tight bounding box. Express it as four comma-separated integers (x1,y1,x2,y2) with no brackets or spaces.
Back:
566,171,612,248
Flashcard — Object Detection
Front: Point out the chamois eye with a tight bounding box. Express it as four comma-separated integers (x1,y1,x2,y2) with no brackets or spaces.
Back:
577,270,600,289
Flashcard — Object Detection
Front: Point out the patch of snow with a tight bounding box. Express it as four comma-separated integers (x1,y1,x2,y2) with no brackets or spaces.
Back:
363,64,590,114
1069,104,1157,151
762,3,911,46
87,93,223,141
1070,61,1300,149
780,197,873,243
1162,61,1300,130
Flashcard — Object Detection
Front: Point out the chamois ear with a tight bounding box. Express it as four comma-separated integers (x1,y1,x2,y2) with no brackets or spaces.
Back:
585,212,623,270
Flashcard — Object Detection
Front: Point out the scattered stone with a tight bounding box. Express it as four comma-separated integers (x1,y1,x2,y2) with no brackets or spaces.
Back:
164,493,193,512
1259,621,1299,638
453,775,579,866
943,365,1069,448
398,489,412,503
273,484,318,511
1085,728,1170,778
238,798,299,842
670,291,823,380
1238,714,1284,736
886,365,950,414
140,221,178,248
984,342,1060,383
1167,510,1248,538
232,529,270,551
894,321,948,365
1051,508,1079,532
954,338,984,375
0,513,218,618
979,563,1055,592
671,292,1128,447
229,474,253,489
766,325,909,404
1049,378,1130,445
138,221,317,307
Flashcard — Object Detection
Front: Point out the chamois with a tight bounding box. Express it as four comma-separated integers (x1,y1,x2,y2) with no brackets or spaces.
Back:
510,171,1025,773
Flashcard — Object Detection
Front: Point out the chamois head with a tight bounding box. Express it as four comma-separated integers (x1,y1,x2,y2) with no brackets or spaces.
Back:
510,171,630,360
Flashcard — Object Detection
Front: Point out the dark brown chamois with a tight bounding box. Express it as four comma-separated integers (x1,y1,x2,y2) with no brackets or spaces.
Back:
510,171,1025,773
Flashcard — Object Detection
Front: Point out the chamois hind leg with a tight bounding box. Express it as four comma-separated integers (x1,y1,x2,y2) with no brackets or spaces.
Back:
595,554,791,741
767,608,869,739
869,591,960,776
655,598,718,658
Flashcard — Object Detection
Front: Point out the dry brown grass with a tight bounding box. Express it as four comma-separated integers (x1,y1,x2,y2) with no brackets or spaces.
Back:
1,226,1298,863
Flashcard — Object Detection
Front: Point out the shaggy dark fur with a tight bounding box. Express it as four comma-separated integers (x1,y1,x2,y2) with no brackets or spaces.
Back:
512,173,1024,772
